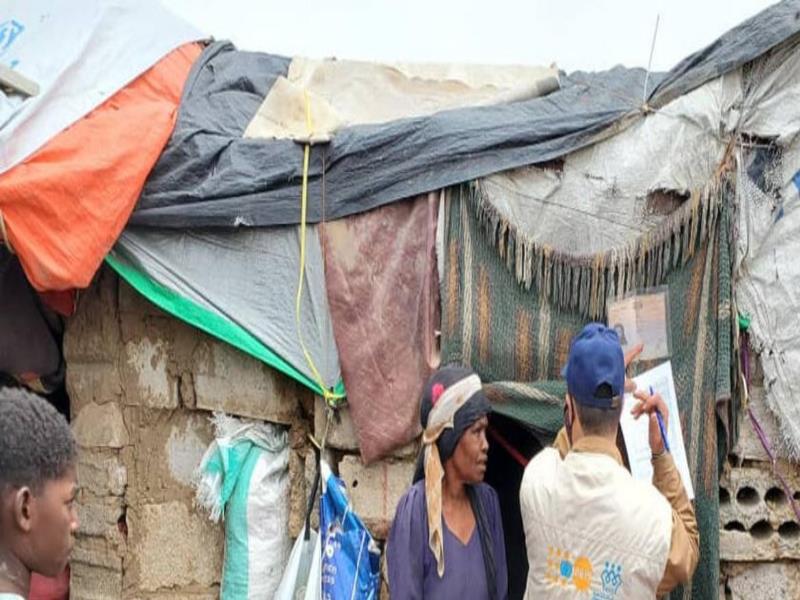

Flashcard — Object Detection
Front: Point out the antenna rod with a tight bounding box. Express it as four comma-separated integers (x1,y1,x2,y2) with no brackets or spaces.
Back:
643,14,661,105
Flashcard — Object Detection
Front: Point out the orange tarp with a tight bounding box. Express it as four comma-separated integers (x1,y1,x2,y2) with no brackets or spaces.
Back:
0,43,203,292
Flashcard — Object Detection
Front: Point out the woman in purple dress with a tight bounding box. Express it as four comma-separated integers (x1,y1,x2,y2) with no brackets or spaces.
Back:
387,366,508,600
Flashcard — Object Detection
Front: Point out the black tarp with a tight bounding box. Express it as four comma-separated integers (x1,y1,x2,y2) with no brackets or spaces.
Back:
130,1,800,229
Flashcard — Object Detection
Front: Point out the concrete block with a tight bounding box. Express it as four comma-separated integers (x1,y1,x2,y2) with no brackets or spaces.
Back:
71,535,124,571
121,338,178,409
118,278,168,319
76,449,127,497
724,561,800,599
734,386,793,462
390,439,420,459
314,398,418,458
720,464,800,561
193,339,307,424
314,397,358,451
130,502,223,592
66,362,123,414
720,528,800,562
127,412,213,505
63,269,120,364
72,402,129,449
337,455,416,540
70,562,123,600
76,497,125,538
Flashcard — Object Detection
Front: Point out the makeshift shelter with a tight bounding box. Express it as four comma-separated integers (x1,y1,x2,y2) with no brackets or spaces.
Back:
4,0,800,598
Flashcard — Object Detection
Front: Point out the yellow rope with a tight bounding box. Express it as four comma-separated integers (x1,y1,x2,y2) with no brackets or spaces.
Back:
296,92,344,407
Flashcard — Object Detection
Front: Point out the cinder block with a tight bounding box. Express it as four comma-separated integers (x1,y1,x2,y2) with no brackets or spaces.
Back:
720,464,800,561
337,455,416,540
66,362,123,413
126,412,214,505
314,397,418,458
71,534,124,571
70,562,123,600
118,278,169,319
76,449,127,497
72,402,129,449
314,397,359,451
76,497,126,538
724,561,800,599
129,502,223,592
121,338,178,409
193,339,307,424
63,270,120,363
734,386,792,462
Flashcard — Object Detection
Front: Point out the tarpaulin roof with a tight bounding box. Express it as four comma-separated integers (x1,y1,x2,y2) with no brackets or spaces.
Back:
130,0,800,229
0,0,204,174
0,43,201,292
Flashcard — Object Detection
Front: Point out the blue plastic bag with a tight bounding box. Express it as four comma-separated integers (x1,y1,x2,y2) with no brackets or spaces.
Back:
320,460,381,600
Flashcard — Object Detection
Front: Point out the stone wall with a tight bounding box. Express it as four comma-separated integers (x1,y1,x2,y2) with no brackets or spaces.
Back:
65,268,415,599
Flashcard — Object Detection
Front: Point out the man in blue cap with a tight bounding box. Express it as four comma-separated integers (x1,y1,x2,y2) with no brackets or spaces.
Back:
519,323,698,599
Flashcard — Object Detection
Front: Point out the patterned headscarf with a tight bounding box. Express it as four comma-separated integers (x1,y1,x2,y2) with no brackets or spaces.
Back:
413,366,495,597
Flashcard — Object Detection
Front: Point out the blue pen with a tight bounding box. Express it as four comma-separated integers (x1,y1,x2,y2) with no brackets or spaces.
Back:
650,386,671,453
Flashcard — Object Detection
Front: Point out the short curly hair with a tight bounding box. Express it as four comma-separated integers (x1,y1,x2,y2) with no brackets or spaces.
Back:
0,387,77,493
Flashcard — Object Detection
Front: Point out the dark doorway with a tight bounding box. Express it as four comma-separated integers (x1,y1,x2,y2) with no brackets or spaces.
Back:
484,413,545,600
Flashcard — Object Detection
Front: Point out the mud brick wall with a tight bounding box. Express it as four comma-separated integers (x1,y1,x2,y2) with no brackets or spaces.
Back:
64,268,416,599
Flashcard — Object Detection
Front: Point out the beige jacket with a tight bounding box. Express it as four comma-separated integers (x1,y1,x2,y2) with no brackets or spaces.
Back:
519,430,699,599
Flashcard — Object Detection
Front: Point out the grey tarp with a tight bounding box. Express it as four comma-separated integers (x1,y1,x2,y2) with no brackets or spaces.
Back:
130,0,800,229
109,226,342,394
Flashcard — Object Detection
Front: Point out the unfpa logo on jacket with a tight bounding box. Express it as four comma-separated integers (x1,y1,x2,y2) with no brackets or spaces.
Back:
545,547,624,598
544,547,593,592
592,561,623,599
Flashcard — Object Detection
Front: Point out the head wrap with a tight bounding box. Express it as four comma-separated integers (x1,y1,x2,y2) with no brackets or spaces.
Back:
413,366,496,598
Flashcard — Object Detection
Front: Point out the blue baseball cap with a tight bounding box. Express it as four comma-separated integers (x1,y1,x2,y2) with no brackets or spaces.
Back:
563,323,625,409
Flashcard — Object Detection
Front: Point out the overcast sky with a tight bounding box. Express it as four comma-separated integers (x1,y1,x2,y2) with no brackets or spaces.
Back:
161,0,774,73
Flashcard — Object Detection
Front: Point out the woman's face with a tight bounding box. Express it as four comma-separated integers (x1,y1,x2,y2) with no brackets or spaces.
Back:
448,415,490,484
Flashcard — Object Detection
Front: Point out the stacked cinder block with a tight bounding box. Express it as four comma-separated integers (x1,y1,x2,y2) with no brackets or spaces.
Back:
720,363,800,598
64,268,419,599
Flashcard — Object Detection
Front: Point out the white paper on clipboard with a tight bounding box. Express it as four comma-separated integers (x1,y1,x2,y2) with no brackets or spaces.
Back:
619,361,694,500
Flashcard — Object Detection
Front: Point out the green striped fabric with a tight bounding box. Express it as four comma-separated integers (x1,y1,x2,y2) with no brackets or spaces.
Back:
441,183,733,600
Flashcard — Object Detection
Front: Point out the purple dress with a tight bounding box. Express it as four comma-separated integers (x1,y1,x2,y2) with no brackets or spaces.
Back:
387,480,508,600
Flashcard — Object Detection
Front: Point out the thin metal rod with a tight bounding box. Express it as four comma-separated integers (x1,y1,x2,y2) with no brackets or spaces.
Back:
643,14,661,104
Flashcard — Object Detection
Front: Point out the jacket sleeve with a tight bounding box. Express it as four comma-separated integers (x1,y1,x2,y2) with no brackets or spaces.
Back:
652,452,700,598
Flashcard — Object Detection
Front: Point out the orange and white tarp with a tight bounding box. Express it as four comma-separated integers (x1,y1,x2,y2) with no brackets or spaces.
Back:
0,42,203,292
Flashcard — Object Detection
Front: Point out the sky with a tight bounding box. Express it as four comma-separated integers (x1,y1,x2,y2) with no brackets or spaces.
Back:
161,0,775,73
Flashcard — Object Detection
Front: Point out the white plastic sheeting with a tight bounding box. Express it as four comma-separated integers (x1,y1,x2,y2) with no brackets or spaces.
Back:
734,42,800,458
480,69,742,256
0,0,203,174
